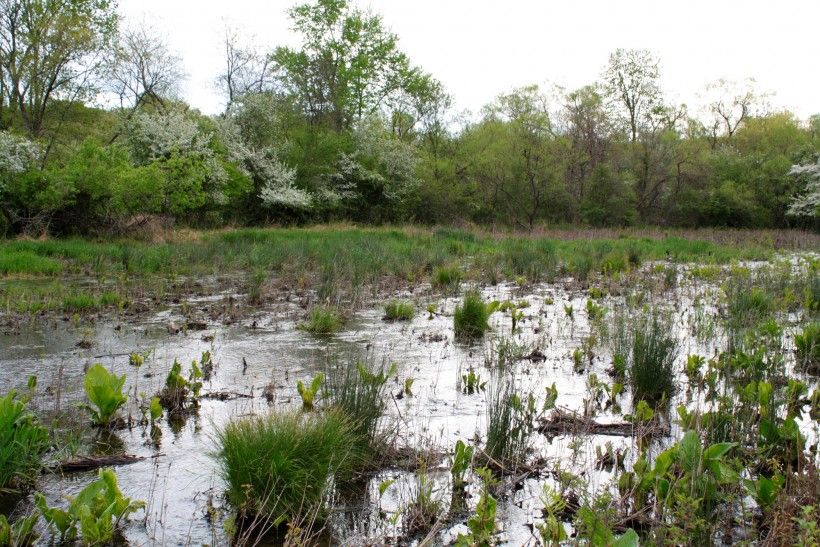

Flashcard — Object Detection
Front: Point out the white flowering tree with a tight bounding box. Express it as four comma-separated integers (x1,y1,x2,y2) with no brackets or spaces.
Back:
787,161,820,219
327,116,419,220
219,93,313,214
123,110,228,215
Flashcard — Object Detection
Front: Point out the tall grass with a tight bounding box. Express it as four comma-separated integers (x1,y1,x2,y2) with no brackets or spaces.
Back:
485,370,535,470
216,410,358,523
454,292,496,339
383,300,415,321
629,315,678,405
323,359,395,452
299,306,344,334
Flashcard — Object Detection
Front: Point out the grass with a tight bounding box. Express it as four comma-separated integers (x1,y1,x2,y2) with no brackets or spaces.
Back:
0,250,62,275
216,409,358,524
485,370,535,469
795,323,819,374
383,300,414,321
0,390,49,490
299,306,344,334
454,291,496,339
628,315,678,405
323,359,394,452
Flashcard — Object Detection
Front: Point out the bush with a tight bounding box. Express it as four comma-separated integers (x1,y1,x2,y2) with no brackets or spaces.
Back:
80,364,127,427
299,306,344,334
454,291,497,339
629,316,678,405
0,391,49,490
383,300,414,321
216,409,358,523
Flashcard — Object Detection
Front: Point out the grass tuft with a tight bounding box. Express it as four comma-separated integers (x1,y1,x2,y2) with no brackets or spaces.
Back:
454,291,495,339
629,315,678,405
299,306,344,334
383,300,414,321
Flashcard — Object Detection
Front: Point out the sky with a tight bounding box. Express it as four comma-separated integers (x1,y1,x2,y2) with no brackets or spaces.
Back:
118,0,820,120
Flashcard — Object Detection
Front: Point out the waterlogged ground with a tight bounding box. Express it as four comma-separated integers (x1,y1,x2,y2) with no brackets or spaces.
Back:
1,256,818,545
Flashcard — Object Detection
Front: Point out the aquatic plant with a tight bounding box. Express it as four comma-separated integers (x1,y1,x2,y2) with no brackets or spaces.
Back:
299,305,344,334
216,409,357,523
455,467,497,546
159,359,202,412
36,468,144,544
432,264,462,291
324,360,395,451
485,372,537,468
383,300,415,321
454,291,498,339
80,364,128,427
629,315,678,405
461,367,485,395
0,390,49,490
794,322,819,374
296,373,324,410
403,471,442,536
0,513,39,546
451,440,474,491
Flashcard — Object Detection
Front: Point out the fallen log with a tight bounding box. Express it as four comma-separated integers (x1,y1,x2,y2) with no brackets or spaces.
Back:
538,408,669,438
49,453,150,473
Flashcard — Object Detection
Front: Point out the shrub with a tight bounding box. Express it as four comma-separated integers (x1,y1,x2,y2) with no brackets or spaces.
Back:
383,300,414,321
795,323,819,374
36,468,144,544
216,410,358,523
454,291,497,339
80,364,127,427
299,306,344,334
0,391,49,490
629,316,678,405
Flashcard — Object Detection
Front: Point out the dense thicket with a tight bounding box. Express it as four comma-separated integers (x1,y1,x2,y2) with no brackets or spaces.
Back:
0,0,817,237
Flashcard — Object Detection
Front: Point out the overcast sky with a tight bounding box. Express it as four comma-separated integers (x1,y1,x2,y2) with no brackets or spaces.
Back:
118,0,820,120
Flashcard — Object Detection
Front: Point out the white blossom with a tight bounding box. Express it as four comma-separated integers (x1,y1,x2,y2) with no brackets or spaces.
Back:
0,131,41,185
787,161,820,218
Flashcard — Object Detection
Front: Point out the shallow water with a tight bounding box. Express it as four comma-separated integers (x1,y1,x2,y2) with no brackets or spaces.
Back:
1,259,817,545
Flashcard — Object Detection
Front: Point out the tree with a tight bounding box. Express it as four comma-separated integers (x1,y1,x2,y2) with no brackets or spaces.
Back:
0,0,118,137
217,26,277,107
700,78,769,145
272,0,431,131
603,49,663,142
786,161,820,220
562,85,612,207
106,22,185,115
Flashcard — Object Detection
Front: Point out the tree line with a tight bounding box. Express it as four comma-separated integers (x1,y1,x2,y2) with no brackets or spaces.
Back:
0,0,818,237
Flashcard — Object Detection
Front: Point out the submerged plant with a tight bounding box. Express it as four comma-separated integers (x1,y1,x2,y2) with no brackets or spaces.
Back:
80,364,128,428
454,291,498,339
0,390,49,490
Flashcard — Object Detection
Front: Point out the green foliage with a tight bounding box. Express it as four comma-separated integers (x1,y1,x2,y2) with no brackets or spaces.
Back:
629,315,678,405
794,322,819,374
451,440,474,490
0,390,49,490
159,359,202,412
575,506,638,547
300,306,344,334
324,360,395,450
296,373,324,410
461,367,486,395
80,364,127,427
432,264,462,290
455,467,497,546
454,291,498,339
383,300,414,321
0,513,39,546
216,409,358,522
36,469,144,545
485,372,537,468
